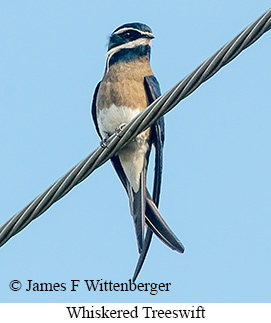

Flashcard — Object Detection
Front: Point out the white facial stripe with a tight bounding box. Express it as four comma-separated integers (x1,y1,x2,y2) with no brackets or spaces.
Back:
106,37,152,70
113,27,153,38
107,37,151,57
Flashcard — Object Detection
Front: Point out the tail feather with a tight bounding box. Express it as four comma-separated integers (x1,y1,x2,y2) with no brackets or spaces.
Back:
128,170,146,253
132,194,184,282
132,228,152,282
145,196,185,253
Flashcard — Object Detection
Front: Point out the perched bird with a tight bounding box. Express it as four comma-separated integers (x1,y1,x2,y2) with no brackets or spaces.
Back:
91,22,184,280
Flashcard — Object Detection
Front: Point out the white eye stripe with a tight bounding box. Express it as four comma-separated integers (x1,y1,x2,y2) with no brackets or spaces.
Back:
113,27,153,38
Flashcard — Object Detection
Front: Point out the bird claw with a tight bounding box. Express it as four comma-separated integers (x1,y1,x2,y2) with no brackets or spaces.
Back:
100,123,127,148
100,138,109,148
115,123,127,136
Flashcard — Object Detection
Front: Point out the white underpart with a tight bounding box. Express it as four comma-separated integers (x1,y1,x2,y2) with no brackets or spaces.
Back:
106,37,152,71
97,104,148,192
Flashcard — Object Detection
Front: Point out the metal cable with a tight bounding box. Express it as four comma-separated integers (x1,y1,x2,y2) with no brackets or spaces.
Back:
1,9,270,248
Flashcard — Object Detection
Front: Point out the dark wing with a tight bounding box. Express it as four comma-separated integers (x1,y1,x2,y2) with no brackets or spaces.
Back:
130,76,164,255
91,81,102,139
146,76,165,206
132,75,165,281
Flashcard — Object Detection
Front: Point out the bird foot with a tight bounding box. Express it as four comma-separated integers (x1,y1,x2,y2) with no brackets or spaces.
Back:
100,134,111,148
100,138,108,148
115,123,127,136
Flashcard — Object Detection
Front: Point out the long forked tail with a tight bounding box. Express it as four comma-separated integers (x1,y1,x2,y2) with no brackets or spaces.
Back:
110,155,184,280
132,195,185,282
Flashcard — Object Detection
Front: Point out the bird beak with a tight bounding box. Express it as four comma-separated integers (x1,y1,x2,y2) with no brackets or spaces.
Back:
143,33,154,40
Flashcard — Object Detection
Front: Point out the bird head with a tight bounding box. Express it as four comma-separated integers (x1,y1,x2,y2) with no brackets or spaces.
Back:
106,22,154,68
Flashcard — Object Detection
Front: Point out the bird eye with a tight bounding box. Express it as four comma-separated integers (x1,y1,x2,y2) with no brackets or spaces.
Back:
120,30,141,40
123,31,131,38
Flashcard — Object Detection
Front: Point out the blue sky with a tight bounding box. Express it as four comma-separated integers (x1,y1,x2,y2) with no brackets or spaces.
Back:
0,0,271,303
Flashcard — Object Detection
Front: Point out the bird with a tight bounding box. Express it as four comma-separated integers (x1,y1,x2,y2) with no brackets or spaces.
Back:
91,22,184,281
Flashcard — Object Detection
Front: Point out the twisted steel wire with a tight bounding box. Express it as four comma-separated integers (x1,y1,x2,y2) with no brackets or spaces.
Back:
1,9,270,248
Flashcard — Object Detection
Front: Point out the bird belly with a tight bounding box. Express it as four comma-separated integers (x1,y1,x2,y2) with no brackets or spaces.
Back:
97,104,140,138
118,135,148,192
97,104,149,192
